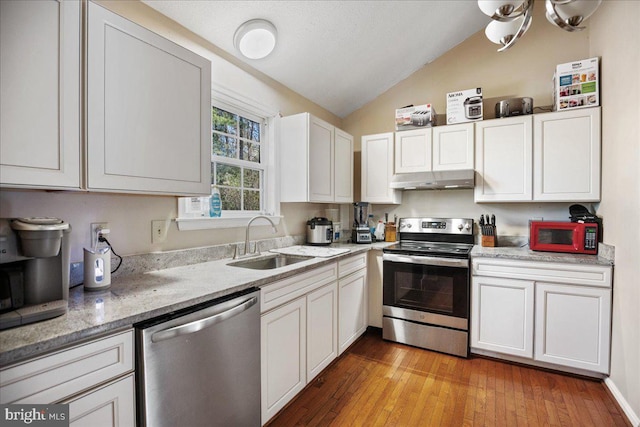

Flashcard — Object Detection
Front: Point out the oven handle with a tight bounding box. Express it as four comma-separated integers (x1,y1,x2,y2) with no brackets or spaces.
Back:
382,253,469,268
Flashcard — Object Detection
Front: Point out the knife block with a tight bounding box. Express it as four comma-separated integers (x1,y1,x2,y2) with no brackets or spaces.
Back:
481,235,497,247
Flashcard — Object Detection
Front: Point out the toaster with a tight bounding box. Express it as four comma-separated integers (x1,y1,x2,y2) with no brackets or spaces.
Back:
495,97,533,118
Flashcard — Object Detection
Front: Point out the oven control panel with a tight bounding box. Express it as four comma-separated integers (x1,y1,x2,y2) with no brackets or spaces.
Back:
398,218,473,235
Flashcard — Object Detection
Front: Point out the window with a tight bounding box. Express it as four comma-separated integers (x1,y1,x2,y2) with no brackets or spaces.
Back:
212,106,264,212
176,88,280,230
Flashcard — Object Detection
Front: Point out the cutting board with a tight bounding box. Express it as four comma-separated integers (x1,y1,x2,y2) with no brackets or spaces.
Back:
270,245,351,258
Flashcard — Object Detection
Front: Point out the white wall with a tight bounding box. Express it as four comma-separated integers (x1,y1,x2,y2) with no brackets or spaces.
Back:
589,1,640,423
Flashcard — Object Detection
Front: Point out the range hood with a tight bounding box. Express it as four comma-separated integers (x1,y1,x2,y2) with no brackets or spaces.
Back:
390,169,475,190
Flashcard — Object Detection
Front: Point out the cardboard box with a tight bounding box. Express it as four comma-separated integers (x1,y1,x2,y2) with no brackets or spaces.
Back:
553,57,599,111
446,88,483,124
395,104,436,131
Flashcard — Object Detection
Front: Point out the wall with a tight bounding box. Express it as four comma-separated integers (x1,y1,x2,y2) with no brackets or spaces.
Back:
343,0,591,235
589,1,640,423
0,0,344,262
343,0,640,422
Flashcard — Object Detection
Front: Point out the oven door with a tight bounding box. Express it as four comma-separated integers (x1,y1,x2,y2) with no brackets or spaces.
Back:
382,253,469,329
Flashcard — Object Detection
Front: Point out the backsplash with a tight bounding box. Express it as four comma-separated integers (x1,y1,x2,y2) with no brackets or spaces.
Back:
70,235,306,287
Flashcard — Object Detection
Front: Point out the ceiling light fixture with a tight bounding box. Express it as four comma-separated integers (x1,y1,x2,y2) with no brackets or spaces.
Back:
233,19,277,60
478,0,602,52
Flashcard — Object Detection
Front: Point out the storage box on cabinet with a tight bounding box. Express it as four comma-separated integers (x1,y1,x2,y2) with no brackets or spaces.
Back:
471,258,612,375
280,113,354,203
0,330,133,404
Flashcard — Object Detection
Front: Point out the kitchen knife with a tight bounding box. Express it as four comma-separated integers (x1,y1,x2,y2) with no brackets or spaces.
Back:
491,214,495,226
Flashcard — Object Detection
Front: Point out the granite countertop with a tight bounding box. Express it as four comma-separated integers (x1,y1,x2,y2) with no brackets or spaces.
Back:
471,244,614,266
0,242,388,366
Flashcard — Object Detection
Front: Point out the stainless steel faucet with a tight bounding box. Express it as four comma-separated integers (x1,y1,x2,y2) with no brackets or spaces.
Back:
236,215,277,258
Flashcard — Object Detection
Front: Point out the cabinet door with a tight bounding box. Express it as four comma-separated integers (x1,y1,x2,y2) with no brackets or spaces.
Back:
394,129,432,173
338,268,367,355
534,107,601,201
475,116,533,202
367,250,384,328
0,0,80,189
67,374,135,427
307,282,338,382
432,123,474,171
535,283,611,373
334,129,354,203
86,2,211,195
471,276,534,358
261,297,306,424
361,133,401,204
308,116,334,202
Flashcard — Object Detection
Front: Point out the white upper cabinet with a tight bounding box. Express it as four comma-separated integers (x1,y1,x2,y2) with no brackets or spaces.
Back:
361,133,402,204
395,129,432,173
474,116,533,202
432,123,474,171
533,107,601,201
280,113,353,203
0,0,81,189
86,2,211,195
334,129,355,203
475,108,601,203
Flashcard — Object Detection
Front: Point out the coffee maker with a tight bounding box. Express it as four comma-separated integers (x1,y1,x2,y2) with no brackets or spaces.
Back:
0,218,71,330
352,202,372,244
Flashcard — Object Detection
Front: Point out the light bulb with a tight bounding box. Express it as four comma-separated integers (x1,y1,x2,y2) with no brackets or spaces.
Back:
478,0,525,20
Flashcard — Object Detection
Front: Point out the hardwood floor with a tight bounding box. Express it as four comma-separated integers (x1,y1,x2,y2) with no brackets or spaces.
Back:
267,329,630,427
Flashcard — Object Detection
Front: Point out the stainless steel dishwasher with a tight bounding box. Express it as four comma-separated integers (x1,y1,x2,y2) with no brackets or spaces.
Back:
135,288,260,427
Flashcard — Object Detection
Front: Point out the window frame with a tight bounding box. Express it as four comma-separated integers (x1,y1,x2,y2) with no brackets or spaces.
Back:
176,85,281,230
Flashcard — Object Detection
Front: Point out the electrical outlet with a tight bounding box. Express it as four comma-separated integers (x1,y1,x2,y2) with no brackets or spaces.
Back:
90,222,109,248
152,220,169,244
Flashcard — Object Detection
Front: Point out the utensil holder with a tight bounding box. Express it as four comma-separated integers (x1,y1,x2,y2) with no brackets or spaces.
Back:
481,235,497,247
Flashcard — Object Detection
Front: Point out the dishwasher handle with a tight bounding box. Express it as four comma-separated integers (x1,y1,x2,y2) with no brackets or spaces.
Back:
151,295,258,343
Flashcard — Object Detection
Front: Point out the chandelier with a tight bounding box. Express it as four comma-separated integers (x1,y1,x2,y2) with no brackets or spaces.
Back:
478,0,602,52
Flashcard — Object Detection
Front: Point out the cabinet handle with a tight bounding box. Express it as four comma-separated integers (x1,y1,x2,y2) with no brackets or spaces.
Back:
151,296,257,343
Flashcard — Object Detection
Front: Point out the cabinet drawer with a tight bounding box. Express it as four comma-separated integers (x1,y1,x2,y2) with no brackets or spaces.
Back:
0,330,134,404
472,259,612,288
261,264,338,313
66,373,135,427
338,253,367,278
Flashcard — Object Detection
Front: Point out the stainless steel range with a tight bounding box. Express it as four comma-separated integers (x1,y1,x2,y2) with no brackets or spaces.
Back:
382,217,474,357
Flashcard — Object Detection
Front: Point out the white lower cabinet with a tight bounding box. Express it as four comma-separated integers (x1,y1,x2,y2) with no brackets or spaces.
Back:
0,330,135,424
534,282,611,373
66,374,135,427
338,267,367,355
260,254,368,425
367,249,384,328
261,297,307,424
471,258,612,375
471,276,534,358
307,282,338,381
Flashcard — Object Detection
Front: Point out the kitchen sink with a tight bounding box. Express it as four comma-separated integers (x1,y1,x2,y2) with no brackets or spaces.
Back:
228,254,314,270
